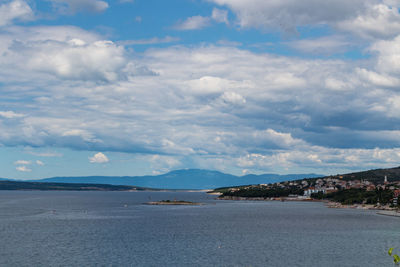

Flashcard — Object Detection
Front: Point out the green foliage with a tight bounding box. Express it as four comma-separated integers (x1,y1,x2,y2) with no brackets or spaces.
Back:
212,185,258,194
0,180,136,191
221,186,304,198
310,191,324,199
322,188,393,205
394,254,400,265
388,248,400,265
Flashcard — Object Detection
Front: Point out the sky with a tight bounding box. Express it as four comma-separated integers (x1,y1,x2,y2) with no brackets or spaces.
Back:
2,0,400,179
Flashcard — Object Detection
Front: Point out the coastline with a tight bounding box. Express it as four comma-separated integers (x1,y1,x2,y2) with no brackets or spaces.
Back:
216,195,323,202
376,210,400,217
216,195,400,214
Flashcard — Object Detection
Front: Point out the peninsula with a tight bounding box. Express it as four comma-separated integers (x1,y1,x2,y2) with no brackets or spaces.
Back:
0,180,145,191
211,166,400,210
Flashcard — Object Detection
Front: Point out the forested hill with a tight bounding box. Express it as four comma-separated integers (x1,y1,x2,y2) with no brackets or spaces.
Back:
0,180,141,191
316,166,400,184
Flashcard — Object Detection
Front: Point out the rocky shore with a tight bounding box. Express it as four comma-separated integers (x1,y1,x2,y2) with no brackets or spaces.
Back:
376,210,400,217
217,195,322,202
325,202,392,210
218,195,400,215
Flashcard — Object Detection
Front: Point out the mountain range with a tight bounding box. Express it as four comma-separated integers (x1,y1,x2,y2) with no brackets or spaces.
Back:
31,169,322,190
3,166,400,191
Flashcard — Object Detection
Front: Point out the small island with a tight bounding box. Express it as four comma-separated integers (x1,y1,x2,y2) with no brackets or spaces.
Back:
146,200,202,205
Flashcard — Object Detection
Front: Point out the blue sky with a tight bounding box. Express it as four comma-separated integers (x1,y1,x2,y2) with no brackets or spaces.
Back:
2,0,400,179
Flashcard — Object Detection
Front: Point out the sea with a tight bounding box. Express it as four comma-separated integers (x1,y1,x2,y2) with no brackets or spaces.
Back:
0,191,399,267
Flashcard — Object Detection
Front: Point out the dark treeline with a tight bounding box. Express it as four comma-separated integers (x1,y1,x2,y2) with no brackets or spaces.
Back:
312,188,393,205
0,180,137,191
220,186,395,205
221,186,304,198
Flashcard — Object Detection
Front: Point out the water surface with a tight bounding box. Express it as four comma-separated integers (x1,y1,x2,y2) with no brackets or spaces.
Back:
0,191,399,266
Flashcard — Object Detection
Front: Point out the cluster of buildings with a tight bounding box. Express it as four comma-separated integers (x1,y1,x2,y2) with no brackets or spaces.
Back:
302,177,375,197
221,174,400,206
260,175,400,198
297,175,400,199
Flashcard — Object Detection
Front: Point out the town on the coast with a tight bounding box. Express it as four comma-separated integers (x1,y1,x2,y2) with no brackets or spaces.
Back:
213,166,400,211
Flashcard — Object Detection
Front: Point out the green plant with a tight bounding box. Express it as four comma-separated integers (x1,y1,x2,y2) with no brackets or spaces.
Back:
388,248,400,265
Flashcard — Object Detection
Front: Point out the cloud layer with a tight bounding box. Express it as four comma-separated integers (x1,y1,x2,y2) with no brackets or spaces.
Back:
210,0,400,39
2,0,400,174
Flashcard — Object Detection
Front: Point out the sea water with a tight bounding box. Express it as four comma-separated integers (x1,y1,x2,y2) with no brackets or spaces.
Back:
0,191,399,266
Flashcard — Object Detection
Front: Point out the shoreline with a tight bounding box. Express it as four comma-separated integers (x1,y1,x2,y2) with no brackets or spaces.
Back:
216,195,399,213
324,202,395,211
216,195,324,202
376,210,400,217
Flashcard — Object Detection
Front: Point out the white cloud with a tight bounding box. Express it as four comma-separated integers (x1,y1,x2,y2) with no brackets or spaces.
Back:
324,77,350,91
27,39,126,81
210,0,400,40
0,0,33,27
0,111,25,119
356,68,400,87
174,15,211,30
337,4,400,39
36,160,44,166
16,165,31,172
0,26,128,82
62,129,99,143
286,35,352,55
186,76,232,95
89,152,109,163
261,129,307,148
235,145,400,173
175,8,229,31
49,0,109,14
150,155,182,174
210,0,366,33
14,160,31,165
242,169,250,175
370,35,400,75
219,91,246,105
0,44,366,160
212,8,229,24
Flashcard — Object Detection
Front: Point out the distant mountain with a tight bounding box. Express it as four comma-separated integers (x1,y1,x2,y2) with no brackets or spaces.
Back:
34,169,321,190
